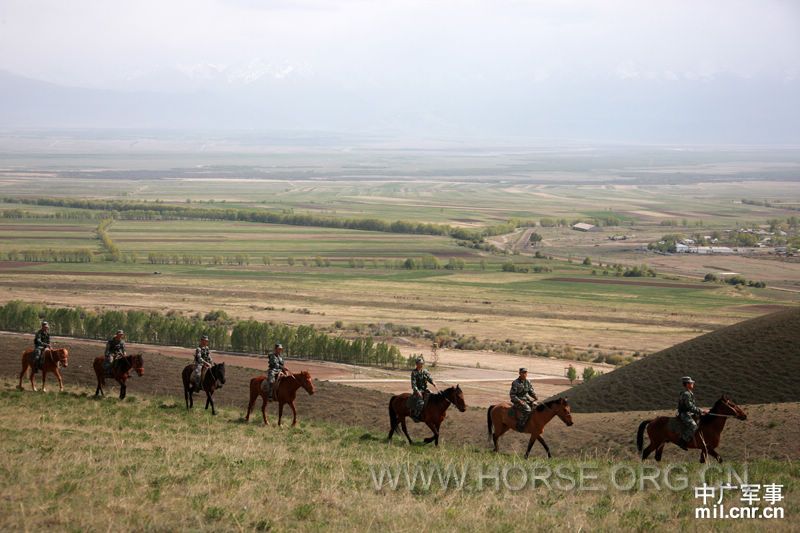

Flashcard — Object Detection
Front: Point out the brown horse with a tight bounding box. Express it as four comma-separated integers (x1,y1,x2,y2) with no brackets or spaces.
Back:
487,398,574,458
17,347,69,392
93,354,144,400
387,385,467,446
245,371,315,426
181,362,226,415
637,395,747,463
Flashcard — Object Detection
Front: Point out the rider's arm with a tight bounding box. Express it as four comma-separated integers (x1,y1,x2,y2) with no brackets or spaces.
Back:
411,373,420,394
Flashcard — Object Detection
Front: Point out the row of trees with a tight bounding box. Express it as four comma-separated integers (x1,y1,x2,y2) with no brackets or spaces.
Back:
95,218,121,261
0,208,97,220
0,301,404,368
2,197,490,241
2,249,94,263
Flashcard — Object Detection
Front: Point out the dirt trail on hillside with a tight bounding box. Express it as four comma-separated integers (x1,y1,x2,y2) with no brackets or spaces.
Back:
2,333,798,461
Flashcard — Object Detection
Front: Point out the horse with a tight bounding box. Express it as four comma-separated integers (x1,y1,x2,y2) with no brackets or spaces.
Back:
637,395,747,463
387,385,467,446
245,370,315,426
92,354,144,400
17,347,69,392
487,397,574,459
181,362,226,415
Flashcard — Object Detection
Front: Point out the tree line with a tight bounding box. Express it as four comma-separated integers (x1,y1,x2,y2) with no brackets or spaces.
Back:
0,300,404,368
1,249,95,263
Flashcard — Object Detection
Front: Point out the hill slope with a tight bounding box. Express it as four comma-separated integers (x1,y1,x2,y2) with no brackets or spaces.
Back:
555,307,800,412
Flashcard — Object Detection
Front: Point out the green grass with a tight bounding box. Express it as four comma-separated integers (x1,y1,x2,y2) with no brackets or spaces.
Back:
1,381,797,531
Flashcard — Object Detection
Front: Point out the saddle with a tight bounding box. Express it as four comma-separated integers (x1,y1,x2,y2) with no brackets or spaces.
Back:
260,374,283,400
508,404,532,432
406,392,429,422
668,415,698,434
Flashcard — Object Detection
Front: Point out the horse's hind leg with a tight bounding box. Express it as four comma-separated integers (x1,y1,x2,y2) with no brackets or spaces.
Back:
261,397,269,426
654,444,665,462
708,449,722,463
400,417,413,445
41,370,48,392
492,424,510,453
641,442,658,461
277,402,284,426
29,368,37,392
423,422,439,446
17,363,28,390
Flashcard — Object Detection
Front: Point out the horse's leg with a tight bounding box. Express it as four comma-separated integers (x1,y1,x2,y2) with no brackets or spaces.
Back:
29,364,37,391
492,423,510,453
524,435,538,459
245,389,255,422
400,417,413,445
537,436,552,459
55,368,64,392
654,444,665,462
41,369,48,392
641,442,658,461
261,397,269,426
423,421,438,445
17,361,27,390
708,449,722,463
119,380,127,400
206,392,216,416
290,401,298,427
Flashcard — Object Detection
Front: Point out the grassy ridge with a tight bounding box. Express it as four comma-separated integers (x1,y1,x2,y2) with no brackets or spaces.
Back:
1,381,798,532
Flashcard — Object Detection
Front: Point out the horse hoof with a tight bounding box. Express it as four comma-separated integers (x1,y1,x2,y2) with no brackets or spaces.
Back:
16,385,23,391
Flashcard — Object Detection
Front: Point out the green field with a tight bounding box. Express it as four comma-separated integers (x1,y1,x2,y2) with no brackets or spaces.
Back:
1,382,797,532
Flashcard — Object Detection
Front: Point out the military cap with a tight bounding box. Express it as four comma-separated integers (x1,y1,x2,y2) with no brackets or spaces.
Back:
116,329,124,335
681,376,695,384
41,321,49,327
519,368,528,373
415,357,425,364
200,335,209,341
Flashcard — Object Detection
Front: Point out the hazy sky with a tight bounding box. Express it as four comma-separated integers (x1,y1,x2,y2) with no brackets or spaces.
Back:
1,1,798,141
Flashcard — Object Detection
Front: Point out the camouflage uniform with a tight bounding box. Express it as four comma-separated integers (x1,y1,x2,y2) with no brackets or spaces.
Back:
266,351,285,397
510,377,537,431
192,345,212,387
410,368,434,419
677,389,702,443
33,328,50,368
104,337,126,369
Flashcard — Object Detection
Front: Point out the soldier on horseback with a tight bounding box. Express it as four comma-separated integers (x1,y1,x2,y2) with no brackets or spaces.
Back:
266,343,286,398
510,368,538,431
104,330,127,372
410,357,437,421
191,335,212,388
677,376,706,450
33,321,50,370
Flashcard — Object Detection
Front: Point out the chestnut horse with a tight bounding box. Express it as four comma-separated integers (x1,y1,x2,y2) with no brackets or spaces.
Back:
487,398,574,458
92,354,144,400
637,395,747,463
387,385,467,446
17,347,69,392
181,362,226,415
245,371,315,426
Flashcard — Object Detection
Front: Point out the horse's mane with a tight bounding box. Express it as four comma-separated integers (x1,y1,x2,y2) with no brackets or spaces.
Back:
430,386,457,402
700,396,729,423
536,398,562,411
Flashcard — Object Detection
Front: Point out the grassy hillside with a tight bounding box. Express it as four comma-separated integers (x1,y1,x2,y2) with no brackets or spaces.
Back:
1,381,798,532
556,307,800,413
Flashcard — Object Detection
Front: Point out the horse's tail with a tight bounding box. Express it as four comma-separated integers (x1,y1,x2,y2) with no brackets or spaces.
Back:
389,397,399,430
487,405,494,441
636,419,651,452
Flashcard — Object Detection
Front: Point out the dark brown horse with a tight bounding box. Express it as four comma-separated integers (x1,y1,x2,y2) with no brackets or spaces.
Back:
488,398,574,458
637,395,747,463
387,385,467,446
181,362,226,415
93,354,144,400
17,347,69,392
245,371,315,426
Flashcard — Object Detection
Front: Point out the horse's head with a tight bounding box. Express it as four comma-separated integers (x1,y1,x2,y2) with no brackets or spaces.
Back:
214,362,226,386
551,397,574,426
297,370,315,395
131,354,144,376
715,394,747,421
55,348,69,368
447,384,466,412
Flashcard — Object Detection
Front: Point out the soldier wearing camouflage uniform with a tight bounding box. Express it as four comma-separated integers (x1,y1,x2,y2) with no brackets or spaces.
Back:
33,321,51,370
266,343,286,398
192,335,212,388
510,368,538,431
677,376,705,450
410,357,436,421
104,330,127,371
